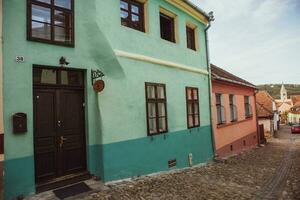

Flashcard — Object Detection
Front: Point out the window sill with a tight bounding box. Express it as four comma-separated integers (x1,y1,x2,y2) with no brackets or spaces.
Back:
188,125,200,129
217,118,253,129
27,37,74,48
148,131,168,137
121,24,147,34
160,38,178,45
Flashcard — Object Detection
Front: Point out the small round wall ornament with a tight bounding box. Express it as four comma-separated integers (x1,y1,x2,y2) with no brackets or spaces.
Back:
93,80,105,92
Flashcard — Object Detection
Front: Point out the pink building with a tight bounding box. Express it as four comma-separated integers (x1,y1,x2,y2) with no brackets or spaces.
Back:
211,64,258,157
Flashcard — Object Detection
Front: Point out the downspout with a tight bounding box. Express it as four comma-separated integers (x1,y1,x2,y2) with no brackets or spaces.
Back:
204,13,216,157
254,90,261,146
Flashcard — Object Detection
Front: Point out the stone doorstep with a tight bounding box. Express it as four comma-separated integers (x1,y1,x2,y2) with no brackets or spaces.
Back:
25,179,109,200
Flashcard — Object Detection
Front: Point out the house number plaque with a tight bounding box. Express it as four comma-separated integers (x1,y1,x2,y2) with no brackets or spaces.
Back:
15,56,25,63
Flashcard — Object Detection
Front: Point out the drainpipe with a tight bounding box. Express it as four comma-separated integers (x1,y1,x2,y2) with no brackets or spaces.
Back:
254,90,261,146
204,12,216,157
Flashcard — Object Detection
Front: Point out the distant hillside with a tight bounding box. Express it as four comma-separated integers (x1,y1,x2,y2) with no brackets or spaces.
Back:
258,84,300,99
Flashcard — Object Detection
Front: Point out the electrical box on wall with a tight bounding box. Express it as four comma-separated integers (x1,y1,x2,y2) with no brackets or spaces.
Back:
12,113,27,134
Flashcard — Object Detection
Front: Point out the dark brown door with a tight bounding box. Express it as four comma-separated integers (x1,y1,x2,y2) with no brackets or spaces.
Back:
34,85,86,184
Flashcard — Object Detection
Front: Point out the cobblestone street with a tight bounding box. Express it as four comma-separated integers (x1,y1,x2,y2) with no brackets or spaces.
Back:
81,126,300,200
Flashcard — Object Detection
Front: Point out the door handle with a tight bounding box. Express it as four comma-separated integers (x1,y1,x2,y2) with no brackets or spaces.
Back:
57,120,61,127
59,136,67,148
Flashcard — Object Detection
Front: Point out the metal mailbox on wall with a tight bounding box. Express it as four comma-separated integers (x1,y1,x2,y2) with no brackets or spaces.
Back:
12,113,27,134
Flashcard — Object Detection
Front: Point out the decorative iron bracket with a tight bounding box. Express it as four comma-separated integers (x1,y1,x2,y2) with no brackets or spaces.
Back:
91,69,105,85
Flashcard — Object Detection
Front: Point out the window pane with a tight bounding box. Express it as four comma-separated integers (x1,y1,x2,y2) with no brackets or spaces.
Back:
160,13,175,42
120,1,128,10
193,89,198,100
36,0,51,4
194,115,199,126
32,21,51,40
61,70,83,86
188,115,193,127
147,86,155,99
158,103,165,117
216,94,221,104
55,0,71,9
131,5,139,14
159,117,166,132
39,69,57,84
157,86,165,99
131,14,140,22
149,118,157,134
32,5,51,23
188,103,193,115
54,10,71,28
148,103,156,118
54,26,71,42
187,88,192,100
121,10,129,19
194,103,199,114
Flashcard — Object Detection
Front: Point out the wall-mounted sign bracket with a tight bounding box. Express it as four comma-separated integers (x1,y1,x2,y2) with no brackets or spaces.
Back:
91,69,105,85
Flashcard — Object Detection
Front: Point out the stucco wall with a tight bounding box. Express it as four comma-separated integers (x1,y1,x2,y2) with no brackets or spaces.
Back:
211,80,257,155
258,119,272,132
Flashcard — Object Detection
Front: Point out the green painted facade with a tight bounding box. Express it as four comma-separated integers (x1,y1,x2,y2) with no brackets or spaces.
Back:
3,0,213,199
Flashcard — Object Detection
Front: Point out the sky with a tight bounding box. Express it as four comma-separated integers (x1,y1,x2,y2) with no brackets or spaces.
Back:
191,0,300,85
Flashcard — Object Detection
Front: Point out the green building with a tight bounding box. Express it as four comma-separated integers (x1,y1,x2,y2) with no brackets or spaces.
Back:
3,0,214,199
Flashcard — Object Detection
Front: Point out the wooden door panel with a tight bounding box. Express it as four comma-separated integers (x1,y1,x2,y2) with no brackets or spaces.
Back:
59,90,86,175
34,90,57,182
34,91,56,137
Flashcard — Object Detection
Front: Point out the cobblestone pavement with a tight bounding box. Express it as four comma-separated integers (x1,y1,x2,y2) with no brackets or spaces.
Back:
80,126,300,200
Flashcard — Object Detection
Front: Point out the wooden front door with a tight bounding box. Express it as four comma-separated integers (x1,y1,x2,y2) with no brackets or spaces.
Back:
33,67,86,185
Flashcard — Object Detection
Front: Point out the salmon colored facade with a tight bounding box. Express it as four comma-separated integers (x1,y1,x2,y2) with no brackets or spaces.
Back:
211,65,258,157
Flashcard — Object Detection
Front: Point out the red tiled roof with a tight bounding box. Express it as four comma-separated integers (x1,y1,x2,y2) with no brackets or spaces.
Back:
256,103,273,118
290,102,300,114
211,64,257,89
291,95,300,105
256,91,274,118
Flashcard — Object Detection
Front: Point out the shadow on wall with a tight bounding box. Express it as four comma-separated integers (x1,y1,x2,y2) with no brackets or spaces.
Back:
82,0,125,79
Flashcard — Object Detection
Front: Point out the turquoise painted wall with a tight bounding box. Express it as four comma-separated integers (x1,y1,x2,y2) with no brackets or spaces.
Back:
3,0,212,199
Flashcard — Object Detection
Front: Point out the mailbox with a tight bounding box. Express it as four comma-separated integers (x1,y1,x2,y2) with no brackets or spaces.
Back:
12,113,27,134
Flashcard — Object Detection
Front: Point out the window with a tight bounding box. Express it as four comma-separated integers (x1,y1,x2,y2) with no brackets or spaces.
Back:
244,96,252,118
186,87,200,128
145,83,168,135
27,0,74,46
120,0,144,32
160,12,175,43
229,94,237,122
33,67,83,86
216,94,225,125
186,26,196,50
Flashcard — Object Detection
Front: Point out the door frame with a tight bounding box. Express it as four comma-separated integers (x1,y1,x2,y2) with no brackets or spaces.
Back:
32,65,89,192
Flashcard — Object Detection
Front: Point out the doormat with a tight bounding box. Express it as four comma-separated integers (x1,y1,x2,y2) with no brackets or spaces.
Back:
53,182,91,199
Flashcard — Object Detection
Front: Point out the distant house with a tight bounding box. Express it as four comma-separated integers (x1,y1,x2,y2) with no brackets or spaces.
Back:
256,91,279,135
288,96,300,124
275,84,293,123
211,64,258,157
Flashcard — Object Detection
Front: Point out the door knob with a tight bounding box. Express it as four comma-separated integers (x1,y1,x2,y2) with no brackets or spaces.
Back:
59,136,67,148
57,120,61,127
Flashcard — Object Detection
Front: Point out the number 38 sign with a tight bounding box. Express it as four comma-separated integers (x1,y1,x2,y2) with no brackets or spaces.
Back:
15,56,25,63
